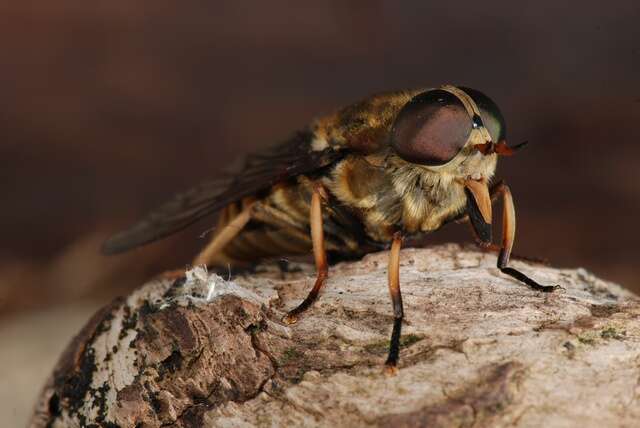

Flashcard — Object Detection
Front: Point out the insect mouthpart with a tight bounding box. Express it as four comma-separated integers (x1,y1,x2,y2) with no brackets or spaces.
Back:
475,140,528,156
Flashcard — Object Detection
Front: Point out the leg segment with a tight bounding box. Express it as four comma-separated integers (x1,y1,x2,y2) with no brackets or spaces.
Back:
158,202,254,280
463,181,548,265
283,184,329,324
193,202,254,267
384,232,404,375
491,183,559,292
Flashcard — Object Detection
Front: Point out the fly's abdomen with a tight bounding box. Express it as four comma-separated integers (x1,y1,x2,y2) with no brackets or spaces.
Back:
210,179,364,266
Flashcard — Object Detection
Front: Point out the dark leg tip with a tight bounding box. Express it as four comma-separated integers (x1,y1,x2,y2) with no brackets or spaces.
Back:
500,267,562,293
538,284,562,293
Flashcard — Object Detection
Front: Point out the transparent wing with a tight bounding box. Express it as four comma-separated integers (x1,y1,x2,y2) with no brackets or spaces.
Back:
101,131,343,254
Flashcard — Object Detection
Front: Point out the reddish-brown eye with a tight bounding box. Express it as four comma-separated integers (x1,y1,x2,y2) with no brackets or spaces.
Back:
390,90,471,165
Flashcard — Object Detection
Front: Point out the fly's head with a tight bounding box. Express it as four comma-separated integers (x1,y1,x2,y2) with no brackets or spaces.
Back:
388,85,513,185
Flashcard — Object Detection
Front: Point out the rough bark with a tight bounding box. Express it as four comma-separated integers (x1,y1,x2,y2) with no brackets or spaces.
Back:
30,244,640,427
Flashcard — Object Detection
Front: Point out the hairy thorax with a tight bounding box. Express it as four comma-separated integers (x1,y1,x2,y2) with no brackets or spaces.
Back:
326,149,498,243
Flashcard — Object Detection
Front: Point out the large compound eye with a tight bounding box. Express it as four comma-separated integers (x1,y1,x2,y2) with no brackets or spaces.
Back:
391,90,471,166
459,87,506,143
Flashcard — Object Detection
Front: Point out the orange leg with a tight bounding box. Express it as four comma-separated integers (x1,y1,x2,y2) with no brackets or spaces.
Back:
384,232,404,375
493,183,559,292
464,181,548,265
283,184,329,324
192,203,254,267
467,182,559,292
155,203,254,281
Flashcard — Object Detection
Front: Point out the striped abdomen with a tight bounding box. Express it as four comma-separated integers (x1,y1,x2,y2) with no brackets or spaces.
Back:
209,175,372,266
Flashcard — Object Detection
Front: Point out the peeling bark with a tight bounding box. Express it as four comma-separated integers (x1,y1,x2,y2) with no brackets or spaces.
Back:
30,244,640,427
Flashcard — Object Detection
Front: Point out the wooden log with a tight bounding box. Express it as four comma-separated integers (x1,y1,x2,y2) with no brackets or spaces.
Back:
30,244,640,427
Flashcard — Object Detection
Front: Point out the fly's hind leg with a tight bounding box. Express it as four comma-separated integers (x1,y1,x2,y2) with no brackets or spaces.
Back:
282,183,329,325
192,201,255,267
156,203,254,281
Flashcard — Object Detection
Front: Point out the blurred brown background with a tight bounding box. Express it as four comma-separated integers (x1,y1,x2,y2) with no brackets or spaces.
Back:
1,1,639,423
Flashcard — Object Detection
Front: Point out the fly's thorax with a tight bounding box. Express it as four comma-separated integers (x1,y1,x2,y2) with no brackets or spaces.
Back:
311,90,418,153
325,154,398,242
326,155,388,210
325,152,471,242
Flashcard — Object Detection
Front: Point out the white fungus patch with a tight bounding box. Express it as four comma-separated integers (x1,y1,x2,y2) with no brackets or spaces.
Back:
181,266,266,305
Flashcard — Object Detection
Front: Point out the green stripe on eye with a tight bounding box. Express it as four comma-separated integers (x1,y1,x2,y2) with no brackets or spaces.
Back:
460,87,506,143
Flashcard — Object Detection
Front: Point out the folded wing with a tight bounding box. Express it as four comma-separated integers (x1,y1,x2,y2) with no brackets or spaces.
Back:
101,131,344,254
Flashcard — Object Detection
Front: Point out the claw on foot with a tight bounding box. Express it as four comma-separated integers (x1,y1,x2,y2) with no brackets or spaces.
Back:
383,364,398,377
282,313,299,325
540,284,562,293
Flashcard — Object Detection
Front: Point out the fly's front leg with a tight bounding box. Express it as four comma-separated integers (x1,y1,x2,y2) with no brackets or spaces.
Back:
465,179,559,292
384,232,404,376
283,183,329,325
464,180,549,265
493,183,559,292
